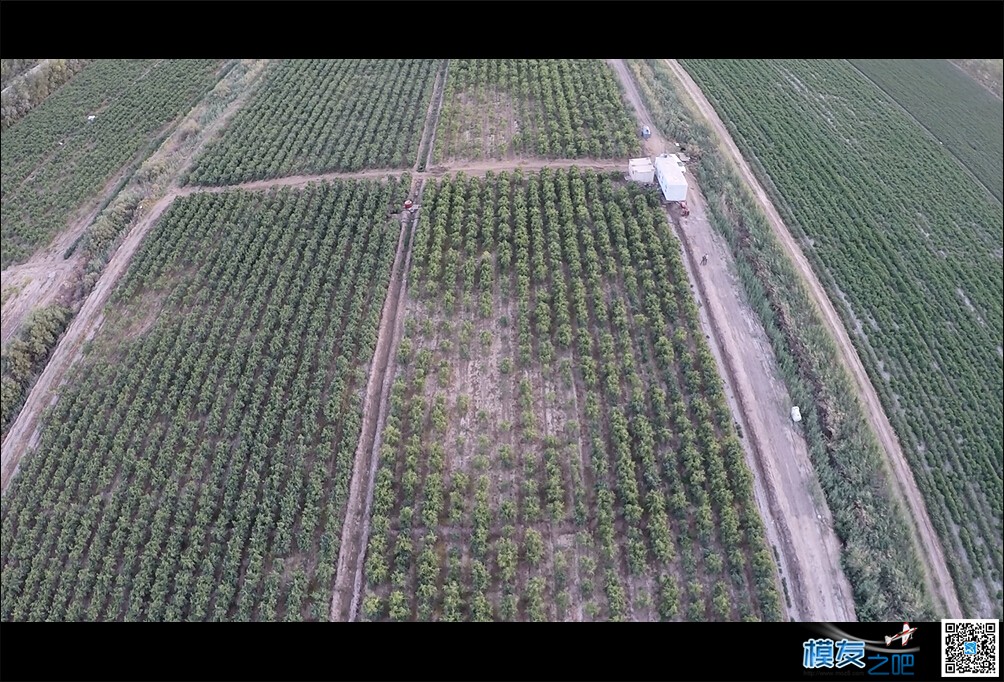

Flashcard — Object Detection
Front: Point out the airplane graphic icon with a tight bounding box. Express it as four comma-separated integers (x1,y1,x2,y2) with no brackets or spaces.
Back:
885,622,918,647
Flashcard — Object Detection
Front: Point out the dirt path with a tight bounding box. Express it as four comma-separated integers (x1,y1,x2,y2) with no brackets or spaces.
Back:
0,61,268,495
417,60,448,170
610,58,857,621
2,164,138,350
663,58,963,618
1,60,258,349
948,59,1004,101
330,184,418,621
1,192,176,493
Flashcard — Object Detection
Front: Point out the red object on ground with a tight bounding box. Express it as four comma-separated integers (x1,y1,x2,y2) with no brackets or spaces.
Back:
404,200,413,210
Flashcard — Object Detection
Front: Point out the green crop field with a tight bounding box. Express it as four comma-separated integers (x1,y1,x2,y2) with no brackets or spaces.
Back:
1,59,224,269
432,60,639,163
184,59,439,186
0,179,406,621
850,59,1004,202
360,169,781,622
680,59,1004,614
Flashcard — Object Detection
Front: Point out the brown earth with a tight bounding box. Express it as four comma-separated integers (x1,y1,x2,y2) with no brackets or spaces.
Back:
661,58,962,618
610,58,857,621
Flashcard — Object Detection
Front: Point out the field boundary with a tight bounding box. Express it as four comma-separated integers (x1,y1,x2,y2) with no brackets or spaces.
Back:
330,181,421,621
416,60,448,172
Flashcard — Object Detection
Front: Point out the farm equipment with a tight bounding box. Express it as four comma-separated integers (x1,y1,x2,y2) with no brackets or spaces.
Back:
663,199,690,217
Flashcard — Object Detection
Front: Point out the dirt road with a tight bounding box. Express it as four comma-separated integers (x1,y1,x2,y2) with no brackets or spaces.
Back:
1,60,262,350
330,190,417,621
2,165,136,350
177,158,630,197
1,192,176,493
0,62,269,495
663,59,962,618
610,59,857,621
417,60,448,170
0,59,51,96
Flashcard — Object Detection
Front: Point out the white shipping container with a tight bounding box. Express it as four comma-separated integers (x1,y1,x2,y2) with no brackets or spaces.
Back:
628,158,655,183
654,155,688,202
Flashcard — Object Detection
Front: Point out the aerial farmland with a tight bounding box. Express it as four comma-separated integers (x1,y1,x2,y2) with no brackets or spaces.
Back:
1,58,1000,622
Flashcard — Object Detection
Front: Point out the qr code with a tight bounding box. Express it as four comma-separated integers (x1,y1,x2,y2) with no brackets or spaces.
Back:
943,619,999,677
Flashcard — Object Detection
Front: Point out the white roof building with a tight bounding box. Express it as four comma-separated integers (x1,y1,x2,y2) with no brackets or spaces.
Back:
628,157,655,183
654,154,688,202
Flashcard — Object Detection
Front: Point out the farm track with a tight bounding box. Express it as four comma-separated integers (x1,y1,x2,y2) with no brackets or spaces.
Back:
7,55,945,624
3,151,153,350
1,191,176,492
6,58,845,622
662,58,963,619
330,189,416,622
610,59,855,622
1,59,251,349
948,60,1004,101
177,158,630,195
417,60,449,171
0,60,265,493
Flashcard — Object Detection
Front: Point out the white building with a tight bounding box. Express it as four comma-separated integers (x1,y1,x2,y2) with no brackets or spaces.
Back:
628,157,655,183
654,154,688,202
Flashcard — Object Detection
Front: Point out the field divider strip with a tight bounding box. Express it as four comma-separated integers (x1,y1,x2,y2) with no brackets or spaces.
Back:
416,60,449,171
330,179,423,621
1,191,177,494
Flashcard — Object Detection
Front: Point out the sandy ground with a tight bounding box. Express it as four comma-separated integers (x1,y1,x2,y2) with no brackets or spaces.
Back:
662,59,963,618
610,58,857,621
